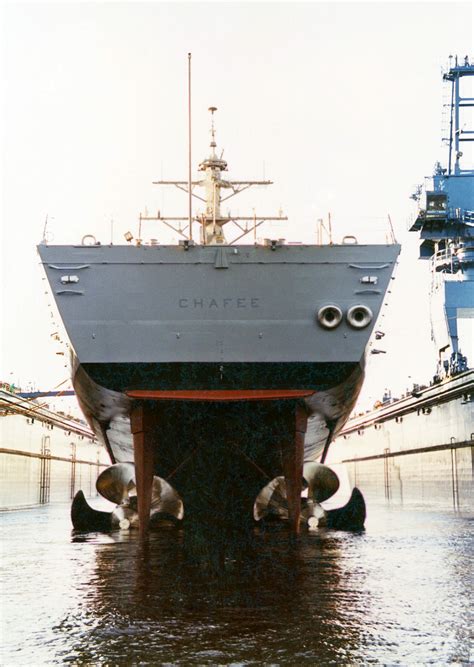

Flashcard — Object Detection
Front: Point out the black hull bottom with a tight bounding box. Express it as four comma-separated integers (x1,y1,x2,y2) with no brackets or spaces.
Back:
72,358,365,529
82,361,359,392
137,399,302,529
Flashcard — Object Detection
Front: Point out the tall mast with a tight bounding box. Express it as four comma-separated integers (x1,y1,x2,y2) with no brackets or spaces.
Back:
149,105,287,245
187,53,193,241
197,106,230,244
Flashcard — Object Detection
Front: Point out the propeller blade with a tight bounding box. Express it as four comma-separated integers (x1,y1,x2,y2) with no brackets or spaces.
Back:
325,487,366,530
96,462,136,504
71,490,113,532
97,464,183,519
254,464,342,524
150,477,184,520
303,462,340,503
253,476,289,521
96,463,184,527
72,461,184,531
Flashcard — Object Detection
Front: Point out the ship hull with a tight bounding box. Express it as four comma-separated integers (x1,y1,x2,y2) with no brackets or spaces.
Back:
38,242,399,526
72,356,365,526
37,243,399,366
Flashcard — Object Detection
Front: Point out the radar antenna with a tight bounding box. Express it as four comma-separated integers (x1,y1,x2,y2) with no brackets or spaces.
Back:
143,79,287,245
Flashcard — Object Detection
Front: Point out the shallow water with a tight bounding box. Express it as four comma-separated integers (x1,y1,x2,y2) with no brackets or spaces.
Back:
1,501,473,665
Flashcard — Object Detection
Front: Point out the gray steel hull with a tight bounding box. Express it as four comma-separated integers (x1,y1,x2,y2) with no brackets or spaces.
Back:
38,243,398,365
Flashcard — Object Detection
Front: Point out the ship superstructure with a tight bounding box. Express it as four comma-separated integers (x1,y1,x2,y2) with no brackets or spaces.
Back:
144,106,287,247
38,100,399,535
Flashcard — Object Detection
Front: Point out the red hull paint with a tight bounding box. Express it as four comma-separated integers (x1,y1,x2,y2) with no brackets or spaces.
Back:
126,389,314,401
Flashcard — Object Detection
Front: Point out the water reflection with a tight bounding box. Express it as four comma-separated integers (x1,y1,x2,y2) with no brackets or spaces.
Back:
1,504,473,664
64,523,369,665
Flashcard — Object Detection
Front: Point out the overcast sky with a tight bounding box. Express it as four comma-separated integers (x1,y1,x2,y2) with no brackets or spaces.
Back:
1,1,472,413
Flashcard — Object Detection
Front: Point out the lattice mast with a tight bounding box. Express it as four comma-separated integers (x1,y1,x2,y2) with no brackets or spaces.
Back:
142,106,287,245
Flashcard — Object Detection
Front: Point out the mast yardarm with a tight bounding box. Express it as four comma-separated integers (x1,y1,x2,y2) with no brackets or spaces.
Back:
148,107,287,245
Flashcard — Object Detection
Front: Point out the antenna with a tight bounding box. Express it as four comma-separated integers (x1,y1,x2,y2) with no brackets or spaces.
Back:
209,106,217,151
42,214,49,243
188,53,193,241
42,214,54,243
151,78,287,245
316,214,333,245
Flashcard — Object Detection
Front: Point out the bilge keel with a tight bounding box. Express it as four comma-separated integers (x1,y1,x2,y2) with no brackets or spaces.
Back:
38,100,399,535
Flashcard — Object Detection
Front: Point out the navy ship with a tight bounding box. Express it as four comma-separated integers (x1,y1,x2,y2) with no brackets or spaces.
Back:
38,78,399,534
336,57,474,511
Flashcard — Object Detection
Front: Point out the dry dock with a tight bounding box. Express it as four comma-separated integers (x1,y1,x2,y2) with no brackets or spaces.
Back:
0,384,110,509
335,369,474,511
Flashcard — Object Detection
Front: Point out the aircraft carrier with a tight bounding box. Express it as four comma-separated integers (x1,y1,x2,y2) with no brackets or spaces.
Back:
336,57,474,512
38,93,399,534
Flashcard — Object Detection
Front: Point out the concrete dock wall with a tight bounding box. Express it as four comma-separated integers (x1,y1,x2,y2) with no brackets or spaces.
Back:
334,371,474,511
344,442,473,511
0,390,110,510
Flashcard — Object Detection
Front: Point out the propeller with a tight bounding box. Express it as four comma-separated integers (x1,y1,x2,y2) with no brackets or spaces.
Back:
96,462,136,505
325,487,366,530
72,462,364,532
71,490,115,532
303,462,340,503
253,476,290,522
71,463,183,532
253,462,366,530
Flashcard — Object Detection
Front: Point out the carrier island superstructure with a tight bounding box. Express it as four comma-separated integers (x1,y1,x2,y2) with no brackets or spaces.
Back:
38,105,399,534
337,58,474,511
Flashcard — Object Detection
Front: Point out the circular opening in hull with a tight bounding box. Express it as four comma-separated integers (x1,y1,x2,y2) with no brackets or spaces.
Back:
317,305,343,329
347,304,373,329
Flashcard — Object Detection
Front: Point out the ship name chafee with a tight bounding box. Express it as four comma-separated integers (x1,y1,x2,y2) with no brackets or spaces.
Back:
178,297,260,309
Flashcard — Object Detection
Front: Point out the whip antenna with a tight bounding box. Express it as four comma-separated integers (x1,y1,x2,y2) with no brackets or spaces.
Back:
187,53,193,240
